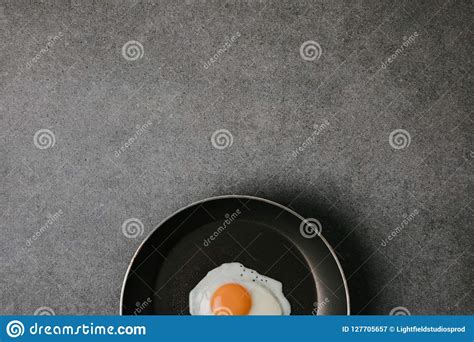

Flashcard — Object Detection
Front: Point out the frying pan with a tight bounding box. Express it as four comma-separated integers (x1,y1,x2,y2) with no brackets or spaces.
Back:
120,195,350,315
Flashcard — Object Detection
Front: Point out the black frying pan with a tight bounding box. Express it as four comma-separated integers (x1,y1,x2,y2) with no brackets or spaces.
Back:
120,195,350,315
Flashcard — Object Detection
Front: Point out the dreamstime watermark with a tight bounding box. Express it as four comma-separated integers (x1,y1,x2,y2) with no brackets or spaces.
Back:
24,32,64,70
6,321,146,337
186,0,266,4
300,40,322,61
34,129,56,149
211,129,233,150
133,297,152,315
381,32,419,69
6,320,24,338
389,306,411,316
0,6,7,26
122,40,144,61
34,307,55,316
380,209,419,247
203,209,242,247
122,218,144,238
203,32,241,69
114,120,153,158
213,306,233,315
311,297,330,315
300,218,322,239
292,120,330,159
389,129,411,150
26,210,63,247
463,150,474,161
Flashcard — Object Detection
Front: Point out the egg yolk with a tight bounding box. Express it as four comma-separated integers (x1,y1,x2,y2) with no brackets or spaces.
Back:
211,283,252,315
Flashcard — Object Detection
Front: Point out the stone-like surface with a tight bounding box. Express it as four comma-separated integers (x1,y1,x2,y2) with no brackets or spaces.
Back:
0,0,472,315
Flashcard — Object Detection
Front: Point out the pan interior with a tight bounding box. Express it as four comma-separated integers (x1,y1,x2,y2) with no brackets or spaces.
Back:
121,197,348,315
153,219,316,315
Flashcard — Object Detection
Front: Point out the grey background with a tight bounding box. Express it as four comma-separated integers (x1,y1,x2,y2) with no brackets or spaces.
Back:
1,0,472,315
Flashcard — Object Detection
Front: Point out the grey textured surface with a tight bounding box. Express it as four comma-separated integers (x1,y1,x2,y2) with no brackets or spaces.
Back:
0,0,472,315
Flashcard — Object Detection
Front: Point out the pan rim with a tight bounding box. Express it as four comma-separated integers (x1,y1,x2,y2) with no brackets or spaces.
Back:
119,194,350,315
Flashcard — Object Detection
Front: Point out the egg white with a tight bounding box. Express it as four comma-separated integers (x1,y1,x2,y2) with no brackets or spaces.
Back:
189,262,291,315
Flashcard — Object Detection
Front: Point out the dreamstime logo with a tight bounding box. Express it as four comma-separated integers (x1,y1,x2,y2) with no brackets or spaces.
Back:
211,129,233,150
203,209,242,247
203,32,241,69
186,0,266,4
6,320,24,338
26,209,63,247
34,129,56,149
122,218,144,238
34,306,55,315
389,129,411,150
292,120,330,159
134,297,152,315
389,306,411,316
462,149,474,161
300,40,322,61
115,120,153,158
381,208,419,247
300,218,322,238
0,6,8,26
122,40,144,61
213,306,233,316
24,32,64,70
381,32,419,69
311,297,330,315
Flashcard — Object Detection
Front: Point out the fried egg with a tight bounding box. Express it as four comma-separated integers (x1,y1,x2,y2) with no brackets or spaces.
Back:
189,262,291,315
